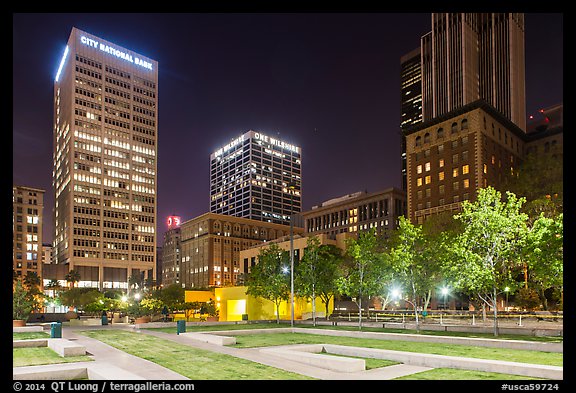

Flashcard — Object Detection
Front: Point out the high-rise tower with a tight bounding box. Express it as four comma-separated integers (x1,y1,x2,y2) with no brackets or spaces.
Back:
421,13,526,130
52,27,158,289
210,130,302,226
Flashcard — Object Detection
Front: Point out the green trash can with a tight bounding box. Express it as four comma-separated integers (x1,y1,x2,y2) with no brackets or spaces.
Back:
177,320,186,335
50,322,62,338
102,315,108,325
242,314,248,321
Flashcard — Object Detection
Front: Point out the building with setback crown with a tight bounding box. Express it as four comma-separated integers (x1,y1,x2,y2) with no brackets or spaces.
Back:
13,185,44,282
210,130,302,226
52,27,158,289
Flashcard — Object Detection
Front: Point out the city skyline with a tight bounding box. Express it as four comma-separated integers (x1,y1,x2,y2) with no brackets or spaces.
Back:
12,13,563,244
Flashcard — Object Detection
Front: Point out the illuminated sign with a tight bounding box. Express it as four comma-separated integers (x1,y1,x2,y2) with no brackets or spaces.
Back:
213,135,245,157
80,35,153,70
167,216,181,228
254,132,299,154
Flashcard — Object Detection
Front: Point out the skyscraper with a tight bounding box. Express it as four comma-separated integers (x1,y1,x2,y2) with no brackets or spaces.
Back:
400,47,423,191
421,13,526,131
210,130,302,226
52,27,158,290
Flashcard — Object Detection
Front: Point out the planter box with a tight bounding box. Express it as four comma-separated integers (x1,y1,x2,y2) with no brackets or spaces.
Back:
134,316,151,324
13,320,26,327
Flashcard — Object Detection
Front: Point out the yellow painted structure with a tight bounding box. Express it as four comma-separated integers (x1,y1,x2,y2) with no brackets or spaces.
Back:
214,286,334,322
184,290,215,303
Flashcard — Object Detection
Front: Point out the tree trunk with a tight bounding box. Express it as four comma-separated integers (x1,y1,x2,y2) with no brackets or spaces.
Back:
492,287,499,337
358,297,363,330
312,289,316,327
276,302,280,324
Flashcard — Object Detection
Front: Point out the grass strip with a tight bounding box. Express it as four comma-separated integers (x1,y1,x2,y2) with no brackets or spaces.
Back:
227,332,562,366
79,329,313,380
13,332,50,340
13,347,93,367
395,368,544,380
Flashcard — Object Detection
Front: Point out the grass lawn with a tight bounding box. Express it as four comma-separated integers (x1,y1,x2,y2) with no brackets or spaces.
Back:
396,368,544,380
13,347,93,367
324,352,400,370
146,322,563,343
79,330,313,380
227,332,561,366
13,332,50,340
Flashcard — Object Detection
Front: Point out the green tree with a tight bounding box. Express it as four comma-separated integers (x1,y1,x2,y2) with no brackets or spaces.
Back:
295,236,342,325
58,288,101,313
128,272,145,293
154,283,185,310
13,280,34,321
443,187,528,336
245,243,291,324
65,269,81,289
523,213,563,310
387,216,430,333
46,279,63,298
336,228,387,330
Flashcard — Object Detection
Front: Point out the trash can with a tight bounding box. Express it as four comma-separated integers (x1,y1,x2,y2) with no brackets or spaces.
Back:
242,314,249,321
177,320,186,335
50,322,62,338
102,315,108,325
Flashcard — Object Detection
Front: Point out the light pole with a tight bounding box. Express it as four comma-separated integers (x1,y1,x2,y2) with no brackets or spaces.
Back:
288,182,296,329
441,287,449,310
504,287,510,311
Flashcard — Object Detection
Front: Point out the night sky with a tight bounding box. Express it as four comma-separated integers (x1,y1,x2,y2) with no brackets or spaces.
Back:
12,13,563,245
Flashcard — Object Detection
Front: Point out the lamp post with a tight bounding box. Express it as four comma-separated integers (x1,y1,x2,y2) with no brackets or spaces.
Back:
441,287,449,310
288,182,295,329
504,287,510,311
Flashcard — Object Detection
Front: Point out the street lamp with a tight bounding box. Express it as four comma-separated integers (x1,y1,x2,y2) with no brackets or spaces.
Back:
441,287,449,310
288,182,296,329
504,287,510,311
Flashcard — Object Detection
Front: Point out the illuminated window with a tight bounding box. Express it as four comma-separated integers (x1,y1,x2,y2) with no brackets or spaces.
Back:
462,165,469,175
439,171,444,181
463,179,470,188
417,165,422,174
491,155,496,165
417,178,422,187
453,168,459,177
483,164,487,174
425,175,431,184
439,159,444,168
425,162,431,172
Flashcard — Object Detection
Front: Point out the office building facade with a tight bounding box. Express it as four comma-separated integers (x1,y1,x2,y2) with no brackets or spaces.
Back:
400,47,424,191
302,188,406,238
52,27,158,289
161,216,182,287
406,100,530,224
179,213,304,288
421,13,526,130
210,130,302,226
13,186,44,282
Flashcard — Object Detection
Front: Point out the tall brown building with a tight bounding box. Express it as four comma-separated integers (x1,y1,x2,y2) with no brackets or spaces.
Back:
52,27,158,289
421,13,526,131
179,213,304,288
13,186,44,282
302,188,406,237
405,100,562,224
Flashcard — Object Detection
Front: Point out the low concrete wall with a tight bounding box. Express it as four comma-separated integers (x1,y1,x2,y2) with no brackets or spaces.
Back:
47,338,87,357
260,344,365,373
69,318,103,327
178,332,236,346
13,362,145,380
13,326,44,333
13,339,47,348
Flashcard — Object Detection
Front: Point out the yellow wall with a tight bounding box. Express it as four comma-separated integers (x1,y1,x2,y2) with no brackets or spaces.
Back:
184,290,215,303
214,286,334,322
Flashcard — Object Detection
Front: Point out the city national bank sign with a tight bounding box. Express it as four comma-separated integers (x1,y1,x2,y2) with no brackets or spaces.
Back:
80,35,153,70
